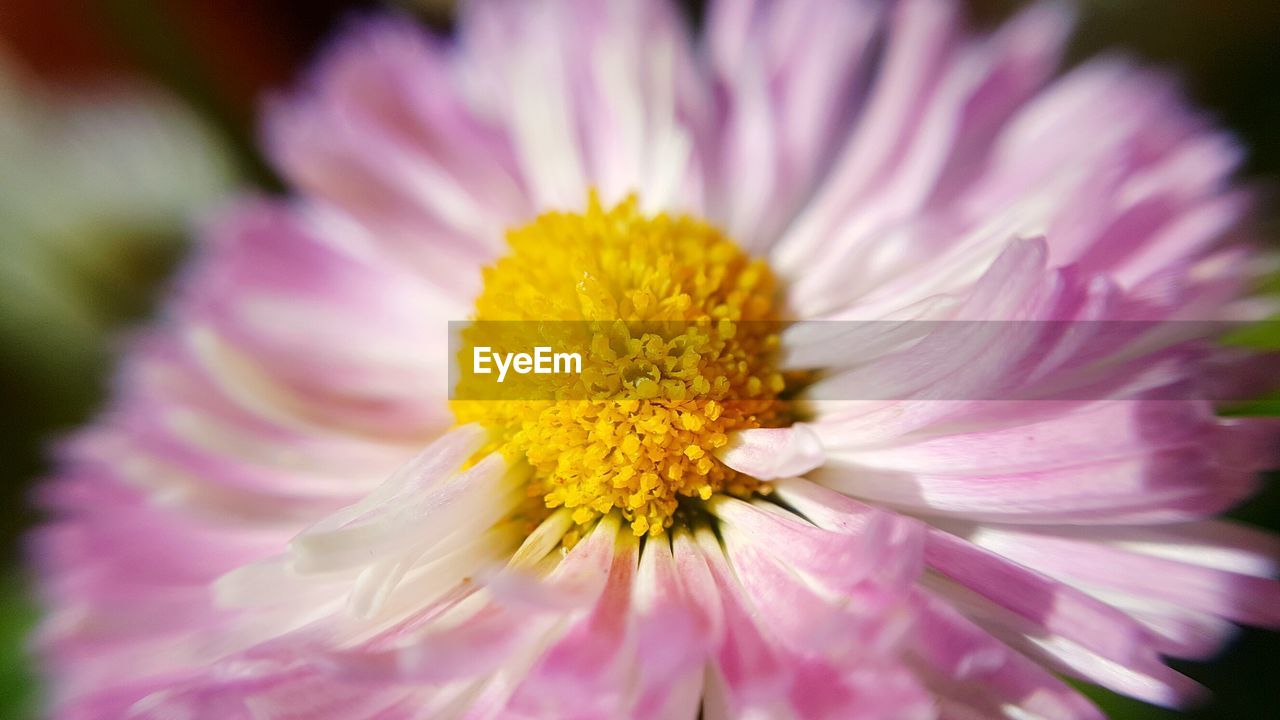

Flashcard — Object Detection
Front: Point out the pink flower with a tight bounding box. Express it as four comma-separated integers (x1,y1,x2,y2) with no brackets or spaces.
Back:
34,1,1280,718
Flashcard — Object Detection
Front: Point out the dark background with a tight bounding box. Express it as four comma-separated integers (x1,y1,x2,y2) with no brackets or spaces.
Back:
0,1,1276,717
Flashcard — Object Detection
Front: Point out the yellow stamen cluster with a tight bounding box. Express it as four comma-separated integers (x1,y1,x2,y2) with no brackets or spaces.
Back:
451,195,785,536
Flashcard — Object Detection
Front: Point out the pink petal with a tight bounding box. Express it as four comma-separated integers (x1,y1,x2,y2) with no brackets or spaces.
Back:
716,424,825,480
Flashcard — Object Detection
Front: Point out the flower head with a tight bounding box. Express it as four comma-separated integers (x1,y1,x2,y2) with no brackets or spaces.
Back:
35,1,1280,718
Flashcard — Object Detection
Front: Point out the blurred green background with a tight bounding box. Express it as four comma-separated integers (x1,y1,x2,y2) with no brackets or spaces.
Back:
0,1,1276,717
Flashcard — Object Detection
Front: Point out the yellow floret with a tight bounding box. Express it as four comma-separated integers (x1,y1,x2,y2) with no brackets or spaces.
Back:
451,194,785,536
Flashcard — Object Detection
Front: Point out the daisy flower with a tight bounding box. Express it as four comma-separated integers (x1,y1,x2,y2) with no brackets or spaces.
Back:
34,0,1280,718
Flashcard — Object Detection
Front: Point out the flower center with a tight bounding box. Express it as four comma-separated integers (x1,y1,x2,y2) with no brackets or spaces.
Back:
451,195,786,537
